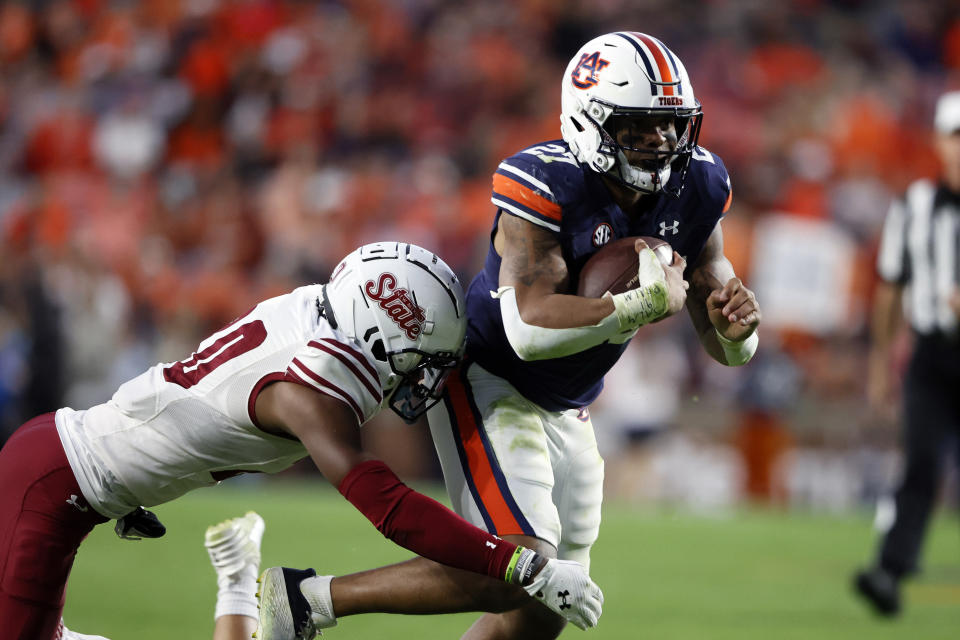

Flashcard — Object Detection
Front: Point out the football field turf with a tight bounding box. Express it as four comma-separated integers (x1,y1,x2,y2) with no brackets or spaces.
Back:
63,481,959,639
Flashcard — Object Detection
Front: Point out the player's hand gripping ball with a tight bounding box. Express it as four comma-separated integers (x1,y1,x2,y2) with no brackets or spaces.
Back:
576,236,674,298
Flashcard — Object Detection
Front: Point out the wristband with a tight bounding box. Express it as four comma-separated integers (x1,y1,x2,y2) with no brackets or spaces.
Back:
715,329,758,366
505,546,539,585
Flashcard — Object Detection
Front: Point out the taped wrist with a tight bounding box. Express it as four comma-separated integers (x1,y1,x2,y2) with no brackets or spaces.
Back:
715,329,758,366
338,460,519,579
606,248,669,331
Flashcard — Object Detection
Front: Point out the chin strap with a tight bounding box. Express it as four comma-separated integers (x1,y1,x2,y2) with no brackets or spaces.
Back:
614,149,671,194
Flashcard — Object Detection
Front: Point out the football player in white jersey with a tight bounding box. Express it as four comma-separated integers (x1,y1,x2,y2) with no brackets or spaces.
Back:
0,242,602,640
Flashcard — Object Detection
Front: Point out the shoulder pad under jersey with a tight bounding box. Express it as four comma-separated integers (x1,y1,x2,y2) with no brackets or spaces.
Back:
491,140,587,233
685,145,733,217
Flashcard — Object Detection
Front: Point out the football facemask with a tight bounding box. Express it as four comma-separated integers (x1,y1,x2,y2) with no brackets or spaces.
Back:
597,108,702,195
385,348,461,422
323,242,467,422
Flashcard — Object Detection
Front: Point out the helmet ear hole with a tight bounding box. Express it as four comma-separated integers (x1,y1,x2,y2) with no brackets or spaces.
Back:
371,339,387,362
570,117,584,133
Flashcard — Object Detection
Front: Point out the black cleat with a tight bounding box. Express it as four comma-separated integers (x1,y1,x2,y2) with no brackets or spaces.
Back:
853,567,901,617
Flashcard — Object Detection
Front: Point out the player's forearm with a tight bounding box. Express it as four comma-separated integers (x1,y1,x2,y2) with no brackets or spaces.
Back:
513,287,616,328
687,290,728,364
496,287,630,360
694,321,727,364
498,247,673,360
338,459,531,583
687,297,758,366
497,283,677,360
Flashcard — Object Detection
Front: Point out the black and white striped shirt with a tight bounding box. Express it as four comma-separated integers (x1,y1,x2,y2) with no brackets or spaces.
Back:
877,179,960,336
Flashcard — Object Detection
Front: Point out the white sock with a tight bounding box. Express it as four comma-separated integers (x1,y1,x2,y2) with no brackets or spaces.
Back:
299,574,338,629
214,562,260,621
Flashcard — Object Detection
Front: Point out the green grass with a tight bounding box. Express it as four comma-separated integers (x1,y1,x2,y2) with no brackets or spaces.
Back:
62,480,960,639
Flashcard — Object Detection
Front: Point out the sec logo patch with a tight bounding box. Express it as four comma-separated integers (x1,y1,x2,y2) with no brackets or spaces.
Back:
592,223,612,247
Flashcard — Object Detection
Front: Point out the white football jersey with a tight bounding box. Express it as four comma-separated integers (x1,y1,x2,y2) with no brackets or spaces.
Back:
55,284,386,519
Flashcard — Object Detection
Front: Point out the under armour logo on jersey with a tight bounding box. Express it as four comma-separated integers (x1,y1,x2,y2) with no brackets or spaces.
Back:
485,541,498,549
558,590,571,610
570,52,609,89
66,494,88,512
592,223,612,247
364,272,426,340
659,219,680,235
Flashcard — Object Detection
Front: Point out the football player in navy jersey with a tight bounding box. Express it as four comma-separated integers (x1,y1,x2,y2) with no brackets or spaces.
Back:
254,32,761,640
423,31,761,639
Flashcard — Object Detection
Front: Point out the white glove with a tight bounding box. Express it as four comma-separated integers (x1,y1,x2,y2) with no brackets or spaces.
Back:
522,558,604,630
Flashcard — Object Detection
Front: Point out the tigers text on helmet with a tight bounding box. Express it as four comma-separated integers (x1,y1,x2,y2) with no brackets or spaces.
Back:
324,242,466,422
560,32,703,197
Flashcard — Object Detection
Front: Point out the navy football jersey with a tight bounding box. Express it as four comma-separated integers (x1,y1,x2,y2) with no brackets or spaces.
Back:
466,139,732,411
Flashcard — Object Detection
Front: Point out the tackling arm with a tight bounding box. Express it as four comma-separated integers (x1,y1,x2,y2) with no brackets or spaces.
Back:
254,380,603,628
255,381,518,577
686,223,761,366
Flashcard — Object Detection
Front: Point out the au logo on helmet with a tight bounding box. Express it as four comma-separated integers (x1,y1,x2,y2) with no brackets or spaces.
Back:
570,52,609,89
365,272,426,340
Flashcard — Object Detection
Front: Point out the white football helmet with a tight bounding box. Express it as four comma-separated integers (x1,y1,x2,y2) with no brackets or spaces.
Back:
560,32,703,196
324,242,466,421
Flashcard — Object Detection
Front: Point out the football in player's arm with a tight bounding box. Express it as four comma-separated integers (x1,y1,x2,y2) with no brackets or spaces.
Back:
495,208,758,366
0,242,602,640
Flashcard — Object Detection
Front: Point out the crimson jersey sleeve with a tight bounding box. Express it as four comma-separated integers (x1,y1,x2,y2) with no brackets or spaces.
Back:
285,337,384,423
338,460,520,581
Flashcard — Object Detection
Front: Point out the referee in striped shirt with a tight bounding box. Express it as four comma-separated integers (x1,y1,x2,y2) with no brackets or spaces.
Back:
854,90,960,616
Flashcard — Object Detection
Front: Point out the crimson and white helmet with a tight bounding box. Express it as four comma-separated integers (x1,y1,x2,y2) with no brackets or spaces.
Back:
324,242,466,421
560,32,703,196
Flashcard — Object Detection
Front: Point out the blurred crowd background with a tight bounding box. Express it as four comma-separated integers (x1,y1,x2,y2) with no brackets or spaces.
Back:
1,0,958,513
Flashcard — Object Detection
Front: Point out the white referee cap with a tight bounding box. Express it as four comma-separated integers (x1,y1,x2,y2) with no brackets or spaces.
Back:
934,90,960,134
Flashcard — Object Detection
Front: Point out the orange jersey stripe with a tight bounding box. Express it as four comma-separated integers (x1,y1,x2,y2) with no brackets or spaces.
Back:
446,372,525,536
722,187,733,213
493,173,562,222
634,32,675,96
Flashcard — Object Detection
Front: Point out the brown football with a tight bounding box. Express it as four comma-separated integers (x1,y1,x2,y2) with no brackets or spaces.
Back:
576,236,673,298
